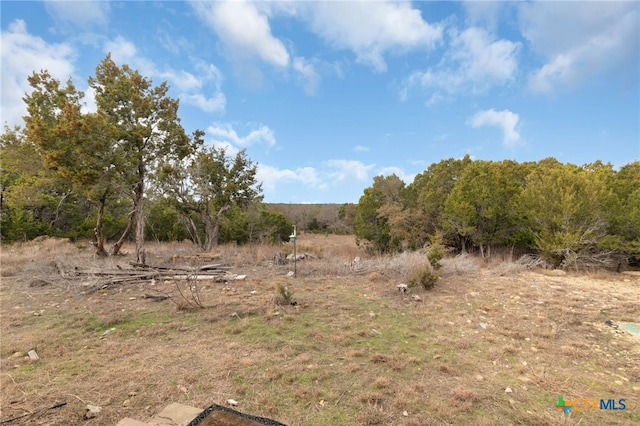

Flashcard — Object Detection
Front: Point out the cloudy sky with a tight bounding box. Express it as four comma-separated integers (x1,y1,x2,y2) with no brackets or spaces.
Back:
1,1,638,203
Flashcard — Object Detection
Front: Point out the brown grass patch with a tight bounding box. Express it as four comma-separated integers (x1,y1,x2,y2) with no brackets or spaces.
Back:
1,236,639,425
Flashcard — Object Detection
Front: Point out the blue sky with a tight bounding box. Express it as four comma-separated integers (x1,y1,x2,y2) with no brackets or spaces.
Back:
1,1,638,203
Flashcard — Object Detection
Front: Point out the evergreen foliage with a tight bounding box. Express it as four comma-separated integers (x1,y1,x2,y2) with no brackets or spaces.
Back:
354,157,639,268
2,58,638,266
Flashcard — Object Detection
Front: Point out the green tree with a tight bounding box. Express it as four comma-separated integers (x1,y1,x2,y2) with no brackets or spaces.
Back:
443,160,525,255
338,203,356,233
354,174,405,253
23,71,120,255
159,146,262,251
88,54,197,263
222,204,293,244
405,155,472,245
605,161,640,251
145,196,188,242
517,161,614,267
0,125,78,241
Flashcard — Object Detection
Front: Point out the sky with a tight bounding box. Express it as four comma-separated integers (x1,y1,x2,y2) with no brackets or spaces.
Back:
1,1,639,203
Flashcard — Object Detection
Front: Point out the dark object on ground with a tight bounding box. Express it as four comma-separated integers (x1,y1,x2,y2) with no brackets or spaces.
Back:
187,403,287,426
628,255,640,268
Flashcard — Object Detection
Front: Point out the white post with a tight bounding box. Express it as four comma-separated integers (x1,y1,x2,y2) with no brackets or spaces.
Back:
289,225,297,277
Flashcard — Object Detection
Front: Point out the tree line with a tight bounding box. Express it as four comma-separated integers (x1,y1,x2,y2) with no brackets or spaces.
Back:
0,55,292,261
2,55,638,270
354,156,639,268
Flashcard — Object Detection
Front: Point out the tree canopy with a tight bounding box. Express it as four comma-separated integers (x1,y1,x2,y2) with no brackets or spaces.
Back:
1,55,277,257
353,157,639,268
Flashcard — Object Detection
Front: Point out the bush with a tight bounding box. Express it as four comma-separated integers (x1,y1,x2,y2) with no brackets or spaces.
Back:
408,265,439,290
275,282,295,306
426,233,446,270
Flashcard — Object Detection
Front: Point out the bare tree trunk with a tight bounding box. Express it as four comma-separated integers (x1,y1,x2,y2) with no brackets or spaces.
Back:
112,209,135,256
93,196,108,257
135,194,145,264
183,215,202,248
202,213,215,252
202,203,231,252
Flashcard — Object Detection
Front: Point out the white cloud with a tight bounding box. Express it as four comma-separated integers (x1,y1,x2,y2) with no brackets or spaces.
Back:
257,159,374,196
103,36,226,114
0,20,76,127
463,1,510,31
293,56,321,95
519,2,639,94
206,123,276,151
377,166,416,184
353,145,369,153
257,164,321,192
181,93,226,114
44,0,109,30
191,0,289,68
325,159,375,182
468,109,522,148
404,27,519,101
103,36,138,64
299,1,442,72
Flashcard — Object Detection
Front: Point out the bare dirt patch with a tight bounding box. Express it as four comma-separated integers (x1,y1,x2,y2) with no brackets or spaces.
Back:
1,235,638,425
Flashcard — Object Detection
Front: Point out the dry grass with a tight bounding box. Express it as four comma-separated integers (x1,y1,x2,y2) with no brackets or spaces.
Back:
1,234,639,425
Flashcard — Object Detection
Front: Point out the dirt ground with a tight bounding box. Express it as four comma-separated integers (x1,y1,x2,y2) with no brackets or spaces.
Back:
1,235,638,425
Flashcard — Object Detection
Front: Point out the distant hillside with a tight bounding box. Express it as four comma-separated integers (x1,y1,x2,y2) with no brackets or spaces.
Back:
265,203,355,234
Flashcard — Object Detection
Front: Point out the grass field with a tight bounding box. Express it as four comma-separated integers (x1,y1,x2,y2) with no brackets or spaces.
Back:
1,234,638,425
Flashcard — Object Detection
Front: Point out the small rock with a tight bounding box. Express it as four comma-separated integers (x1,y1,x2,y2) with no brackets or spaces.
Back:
11,352,23,358
27,350,39,361
411,295,422,302
475,375,483,381
505,387,513,393
479,323,487,330
433,355,441,359
234,275,247,281
123,399,130,407
402,410,409,417
286,271,295,277
227,399,238,406
250,290,257,295
84,404,102,419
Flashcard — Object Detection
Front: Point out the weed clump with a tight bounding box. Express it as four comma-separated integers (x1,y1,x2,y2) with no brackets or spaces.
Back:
426,233,446,270
274,282,295,306
408,264,439,290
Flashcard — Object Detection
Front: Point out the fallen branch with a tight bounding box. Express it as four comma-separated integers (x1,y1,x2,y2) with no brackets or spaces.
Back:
0,402,66,424
143,293,171,301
